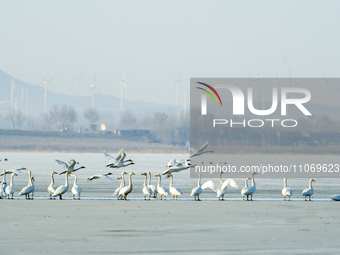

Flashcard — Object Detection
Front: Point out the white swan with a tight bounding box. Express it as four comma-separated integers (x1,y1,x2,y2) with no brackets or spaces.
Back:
106,150,134,168
162,159,193,175
155,174,170,200
241,178,251,200
302,179,315,201
113,171,127,198
52,173,70,199
117,172,135,200
1,170,7,198
18,171,35,199
166,158,177,167
87,173,113,181
166,158,189,168
70,173,81,200
5,173,18,199
282,178,292,201
147,172,157,198
241,172,257,201
56,159,86,175
191,173,203,201
104,149,123,164
1,168,26,199
47,171,58,199
0,168,26,176
104,149,133,165
167,173,182,200
202,172,238,200
141,173,152,200
187,141,214,158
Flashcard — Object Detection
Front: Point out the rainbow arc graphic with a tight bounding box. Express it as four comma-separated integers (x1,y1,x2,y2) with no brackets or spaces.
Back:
196,82,222,106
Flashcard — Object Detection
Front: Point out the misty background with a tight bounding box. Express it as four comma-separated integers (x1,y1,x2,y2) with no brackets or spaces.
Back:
0,1,339,146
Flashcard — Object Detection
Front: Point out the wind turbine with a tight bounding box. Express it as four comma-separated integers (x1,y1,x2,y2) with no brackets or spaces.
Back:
25,79,35,111
72,71,84,100
245,74,251,91
89,74,101,109
183,87,187,114
273,73,282,88
171,74,181,106
20,89,24,110
332,86,340,106
120,72,127,110
253,69,263,103
171,77,176,105
321,75,329,106
10,77,15,114
41,77,53,111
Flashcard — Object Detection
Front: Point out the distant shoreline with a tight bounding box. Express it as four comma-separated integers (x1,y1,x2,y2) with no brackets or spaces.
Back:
1,129,340,154
0,129,187,153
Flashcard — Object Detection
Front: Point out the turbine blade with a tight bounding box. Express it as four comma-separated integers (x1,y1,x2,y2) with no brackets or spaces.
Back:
79,71,85,79
95,86,102,93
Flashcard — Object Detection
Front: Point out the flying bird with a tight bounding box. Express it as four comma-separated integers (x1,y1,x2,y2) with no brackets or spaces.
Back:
106,150,134,168
87,173,113,181
56,159,86,175
187,141,214,158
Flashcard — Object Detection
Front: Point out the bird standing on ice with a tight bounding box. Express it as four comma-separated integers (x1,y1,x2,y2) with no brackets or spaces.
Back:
47,171,58,199
70,173,81,200
202,172,238,200
18,171,35,199
282,178,292,201
191,173,202,201
241,172,257,201
302,179,315,201
117,172,135,200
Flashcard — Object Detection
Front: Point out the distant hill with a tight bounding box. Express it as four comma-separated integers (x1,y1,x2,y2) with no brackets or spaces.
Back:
0,70,181,114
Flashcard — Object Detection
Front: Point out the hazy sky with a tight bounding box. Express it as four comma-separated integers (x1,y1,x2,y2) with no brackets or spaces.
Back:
0,0,339,106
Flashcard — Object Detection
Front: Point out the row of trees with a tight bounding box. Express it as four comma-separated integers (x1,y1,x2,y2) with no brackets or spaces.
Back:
2,106,190,146
44,104,78,131
3,104,100,132
119,109,189,145
6,109,26,130
44,104,100,131
190,106,340,147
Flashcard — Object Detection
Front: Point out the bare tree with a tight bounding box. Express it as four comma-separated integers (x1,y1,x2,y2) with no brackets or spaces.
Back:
44,104,60,131
60,104,78,130
6,108,16,130
151,112,168,143
141,113,153,129
67,106,78,130
60,105,68,130
27,116,36,130
84,107,100,126
15,110,26,130
120,109,137,129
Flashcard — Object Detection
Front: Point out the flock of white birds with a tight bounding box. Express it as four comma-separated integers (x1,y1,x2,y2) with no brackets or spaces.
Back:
0,141,340,201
